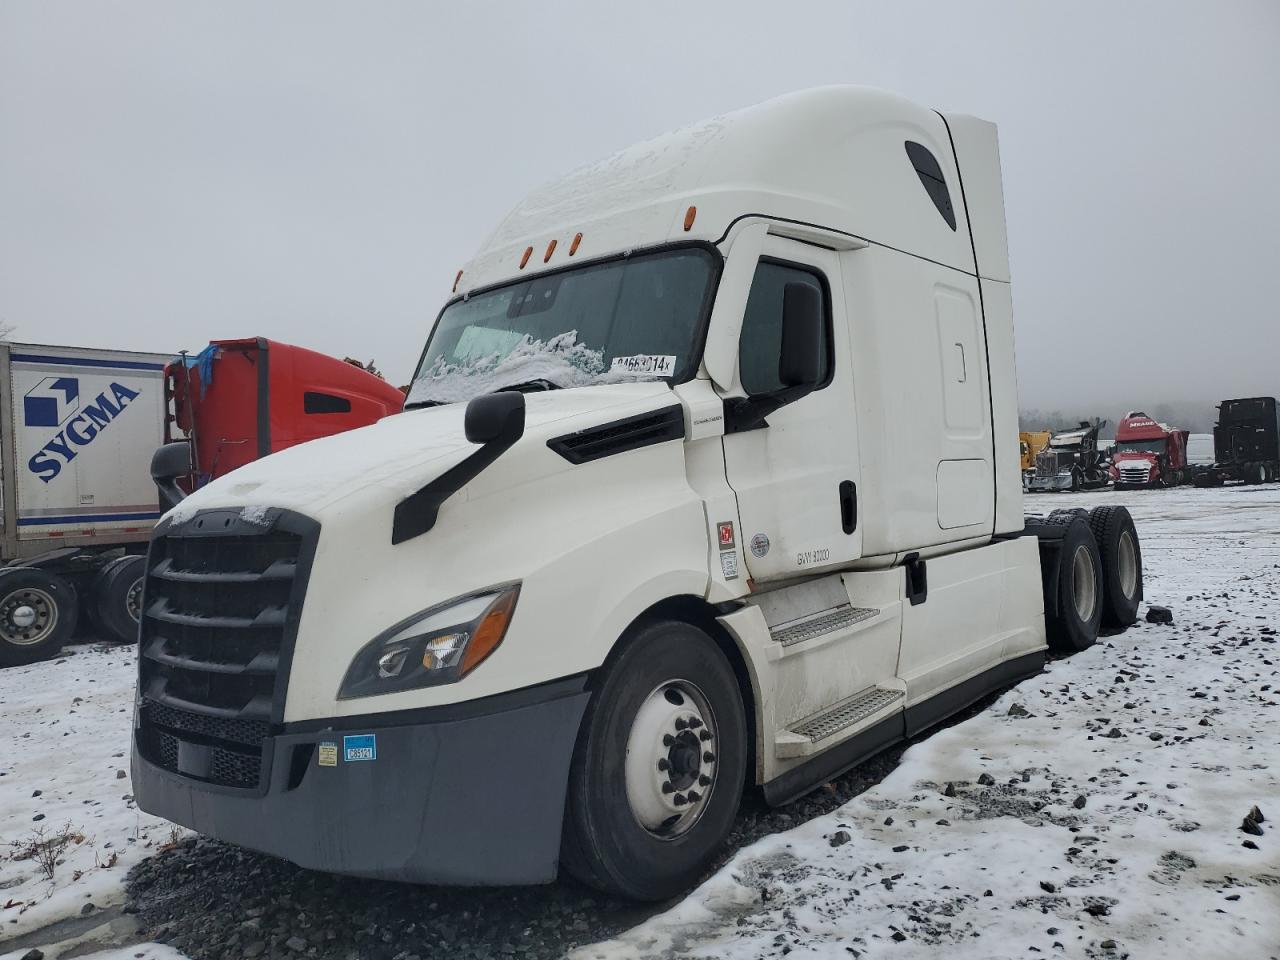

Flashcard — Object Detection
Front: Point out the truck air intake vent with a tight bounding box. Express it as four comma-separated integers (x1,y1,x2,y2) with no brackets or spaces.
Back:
136,507,318,791
547,404,685,465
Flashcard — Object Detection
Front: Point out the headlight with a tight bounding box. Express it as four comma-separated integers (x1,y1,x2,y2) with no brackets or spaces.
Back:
338,584,520,699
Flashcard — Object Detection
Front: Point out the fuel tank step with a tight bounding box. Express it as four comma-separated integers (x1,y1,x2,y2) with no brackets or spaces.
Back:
775,686,904,759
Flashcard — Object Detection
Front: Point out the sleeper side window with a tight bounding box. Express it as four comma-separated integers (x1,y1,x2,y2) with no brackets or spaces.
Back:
738,261,832,396
905,141,957,231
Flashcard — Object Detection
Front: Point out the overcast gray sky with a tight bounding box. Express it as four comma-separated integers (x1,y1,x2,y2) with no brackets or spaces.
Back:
2,1,1277,414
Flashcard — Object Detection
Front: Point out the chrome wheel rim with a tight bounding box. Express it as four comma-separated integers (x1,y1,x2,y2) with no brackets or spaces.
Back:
624,680,718,839
1117,530,1138,600
1,587,58,646
1072,545,1098,622
125,578,144,622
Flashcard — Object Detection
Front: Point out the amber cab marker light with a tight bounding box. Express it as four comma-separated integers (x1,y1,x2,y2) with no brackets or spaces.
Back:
519,246,533,269
569,232,583,256
452,269,463,292
684,206,697,231
543,239,557,263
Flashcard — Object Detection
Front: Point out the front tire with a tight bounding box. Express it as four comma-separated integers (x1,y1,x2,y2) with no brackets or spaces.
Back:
560,620,747,901
0,567,79,667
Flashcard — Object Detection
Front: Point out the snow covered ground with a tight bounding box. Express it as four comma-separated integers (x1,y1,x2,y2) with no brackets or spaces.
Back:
0,641,179,948
580,486,1280,960
3,485,1278,960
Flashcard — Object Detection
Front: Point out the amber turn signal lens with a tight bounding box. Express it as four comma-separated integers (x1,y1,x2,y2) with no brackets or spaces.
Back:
519,246,533,269
684,206,697,231
543,239,557,263
569,232,582,256
460,587,520,676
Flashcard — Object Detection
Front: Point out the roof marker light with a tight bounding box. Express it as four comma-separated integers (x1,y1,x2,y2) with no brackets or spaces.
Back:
519,247,532,269
452,269,463,292
569,233,582,256
684,206,697,231
543,239,557,263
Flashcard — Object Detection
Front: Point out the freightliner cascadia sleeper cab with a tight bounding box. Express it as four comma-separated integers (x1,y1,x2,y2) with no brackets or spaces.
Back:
134,87,1144,901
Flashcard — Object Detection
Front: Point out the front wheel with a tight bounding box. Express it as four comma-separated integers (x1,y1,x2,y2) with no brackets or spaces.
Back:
91,555,147,643
560,620,747,901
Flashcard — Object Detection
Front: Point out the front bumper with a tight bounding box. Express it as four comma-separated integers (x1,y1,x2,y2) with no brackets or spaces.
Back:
1026,474,1073,493
133,677,590,885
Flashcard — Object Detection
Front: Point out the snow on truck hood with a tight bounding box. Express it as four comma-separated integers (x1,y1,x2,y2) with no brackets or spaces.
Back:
163,381,677,522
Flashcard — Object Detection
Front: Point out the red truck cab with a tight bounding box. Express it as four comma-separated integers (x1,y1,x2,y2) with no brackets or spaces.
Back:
1109,412,1190,488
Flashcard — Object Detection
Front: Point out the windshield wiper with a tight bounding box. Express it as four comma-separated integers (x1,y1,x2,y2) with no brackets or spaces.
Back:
497,378,561,394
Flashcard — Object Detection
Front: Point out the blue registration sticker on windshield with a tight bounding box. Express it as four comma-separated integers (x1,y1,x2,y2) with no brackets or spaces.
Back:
343,734,377,762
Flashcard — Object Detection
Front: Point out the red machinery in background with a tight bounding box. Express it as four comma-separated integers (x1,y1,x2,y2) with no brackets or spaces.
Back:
1109,411,1191,489
163,337,405,491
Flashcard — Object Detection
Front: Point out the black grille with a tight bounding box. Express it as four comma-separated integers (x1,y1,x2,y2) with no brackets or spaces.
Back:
547,405,685,465
136,508,315,790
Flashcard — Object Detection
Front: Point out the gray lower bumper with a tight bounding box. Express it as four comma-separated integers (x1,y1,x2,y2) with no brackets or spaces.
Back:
132,678,590,885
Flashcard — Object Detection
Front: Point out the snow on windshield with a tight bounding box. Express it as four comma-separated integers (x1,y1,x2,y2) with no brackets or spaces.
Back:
406,331,660,406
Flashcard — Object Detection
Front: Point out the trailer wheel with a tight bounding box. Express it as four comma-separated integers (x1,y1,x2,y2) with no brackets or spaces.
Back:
1042,516,1103,653
0,568,78,667
91,555,147,644
1088,506,1143,627
560,619,747,901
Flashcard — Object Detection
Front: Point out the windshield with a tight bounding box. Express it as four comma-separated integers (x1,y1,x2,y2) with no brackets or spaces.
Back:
407,247,718,406
1115,439,1166,454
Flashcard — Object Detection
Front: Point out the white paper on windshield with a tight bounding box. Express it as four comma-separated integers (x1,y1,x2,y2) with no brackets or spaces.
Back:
453,326,526,364
610,354,677,377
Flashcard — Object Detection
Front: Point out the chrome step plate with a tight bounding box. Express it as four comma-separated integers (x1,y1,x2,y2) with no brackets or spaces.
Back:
770,605,879,647
791,687,903,743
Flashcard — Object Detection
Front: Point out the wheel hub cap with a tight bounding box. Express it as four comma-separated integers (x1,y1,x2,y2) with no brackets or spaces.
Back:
624,680,718,839
1,588,58,646
1072,545,1097,622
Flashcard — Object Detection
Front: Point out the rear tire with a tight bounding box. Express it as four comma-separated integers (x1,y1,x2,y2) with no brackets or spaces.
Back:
1088,506,1143,628
1042,516,1103,653
560,620,747,901
0,567,79,667
91,555,147,644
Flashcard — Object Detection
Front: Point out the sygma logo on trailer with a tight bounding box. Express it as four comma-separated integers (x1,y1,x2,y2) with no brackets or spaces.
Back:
25,378,142,484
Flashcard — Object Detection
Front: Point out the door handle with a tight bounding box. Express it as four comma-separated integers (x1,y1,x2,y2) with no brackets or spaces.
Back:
839,480,857,534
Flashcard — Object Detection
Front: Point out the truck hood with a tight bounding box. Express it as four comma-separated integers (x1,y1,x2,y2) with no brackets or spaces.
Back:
163,381,680,522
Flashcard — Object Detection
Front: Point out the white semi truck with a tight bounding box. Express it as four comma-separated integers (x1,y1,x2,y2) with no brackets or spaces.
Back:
133,87,1144,901
0,341,170,664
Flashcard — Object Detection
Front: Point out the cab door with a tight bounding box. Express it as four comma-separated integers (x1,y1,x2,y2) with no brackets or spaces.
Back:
720,237,862,581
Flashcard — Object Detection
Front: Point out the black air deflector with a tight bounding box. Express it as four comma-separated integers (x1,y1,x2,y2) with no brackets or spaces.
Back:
547,405,685,465
904,141,957,231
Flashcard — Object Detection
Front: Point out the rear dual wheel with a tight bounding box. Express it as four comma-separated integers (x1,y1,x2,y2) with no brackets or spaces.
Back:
561,620,747,901
87,555,147,644
0,568,78,667
1089,506,1142,628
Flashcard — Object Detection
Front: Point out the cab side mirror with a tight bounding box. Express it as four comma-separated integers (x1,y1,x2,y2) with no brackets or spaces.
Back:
778,282,824,389
151,441,192,511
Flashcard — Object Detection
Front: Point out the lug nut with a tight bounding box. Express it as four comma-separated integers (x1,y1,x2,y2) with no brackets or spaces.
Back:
661,781,674,794
657,758,669,771
663,734,675,747
703,751,716,763
673,793,688,806
688,717,703,729
698,774,711,787
674,718,687,731
687,790,701,802
699,730,713,742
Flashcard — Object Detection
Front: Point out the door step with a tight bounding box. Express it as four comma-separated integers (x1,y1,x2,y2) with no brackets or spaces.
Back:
769,604,879,647
775,686,904,759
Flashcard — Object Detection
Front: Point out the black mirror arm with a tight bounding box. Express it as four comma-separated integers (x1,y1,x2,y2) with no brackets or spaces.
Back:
722,383,815,434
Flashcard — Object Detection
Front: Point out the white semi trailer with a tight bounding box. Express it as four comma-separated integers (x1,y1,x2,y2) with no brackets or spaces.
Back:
1,341,169,663
133,87,1144,900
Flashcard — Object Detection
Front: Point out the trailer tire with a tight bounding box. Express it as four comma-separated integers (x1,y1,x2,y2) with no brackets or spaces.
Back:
1088,506,1143,628
91,555,147,644
0,567,79,667
1043,517,1103,653
560,619,747,901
